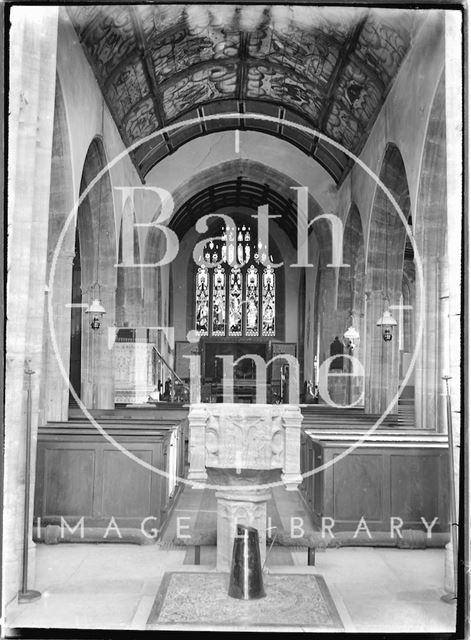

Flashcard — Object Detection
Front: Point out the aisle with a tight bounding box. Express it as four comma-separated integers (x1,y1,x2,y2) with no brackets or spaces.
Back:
159,481,319,558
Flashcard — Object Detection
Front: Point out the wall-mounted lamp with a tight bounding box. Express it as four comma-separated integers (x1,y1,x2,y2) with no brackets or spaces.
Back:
376,309,397,342
86,297,106,330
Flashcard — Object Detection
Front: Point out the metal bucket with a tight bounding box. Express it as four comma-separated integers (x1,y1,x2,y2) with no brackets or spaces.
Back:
228,524,266,600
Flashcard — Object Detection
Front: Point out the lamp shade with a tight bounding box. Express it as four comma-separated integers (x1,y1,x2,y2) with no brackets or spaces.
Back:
343,325,360,342
86,299,106,315
376,310,397,327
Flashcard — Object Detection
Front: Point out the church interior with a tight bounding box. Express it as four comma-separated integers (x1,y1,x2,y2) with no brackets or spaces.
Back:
5,3,463,634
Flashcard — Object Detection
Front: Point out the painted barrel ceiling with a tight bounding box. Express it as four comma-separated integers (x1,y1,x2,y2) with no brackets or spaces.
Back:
67,5,416,183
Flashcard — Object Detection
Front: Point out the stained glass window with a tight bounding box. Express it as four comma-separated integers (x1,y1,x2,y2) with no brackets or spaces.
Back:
195,222,276,338
212,265,226,336
195,265,209,335
227,226,235,265
229,268,242,336
262,265,275,336
245,265,259,336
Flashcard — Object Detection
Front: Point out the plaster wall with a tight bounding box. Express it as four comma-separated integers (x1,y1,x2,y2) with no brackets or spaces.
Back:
145,131,338,223
56,10,147,255
342,11,445,243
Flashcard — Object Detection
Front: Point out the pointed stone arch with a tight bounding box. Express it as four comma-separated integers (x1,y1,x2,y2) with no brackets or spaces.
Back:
364,143,410,415
414,72,447,431
43,75,75,422
315,204,365,406
77,136,117,409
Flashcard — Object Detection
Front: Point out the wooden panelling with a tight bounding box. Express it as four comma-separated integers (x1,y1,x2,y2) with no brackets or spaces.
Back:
330,453,384,522
43,448,96,516
101,448,153,517
300,436,323,517
300,437,449,532
390,453,439,525
35,421,185,529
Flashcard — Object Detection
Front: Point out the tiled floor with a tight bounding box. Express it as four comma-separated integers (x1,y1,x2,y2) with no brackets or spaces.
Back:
4,544,457,633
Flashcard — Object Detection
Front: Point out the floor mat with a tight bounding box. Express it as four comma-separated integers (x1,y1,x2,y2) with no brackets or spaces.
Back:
147,571,344,630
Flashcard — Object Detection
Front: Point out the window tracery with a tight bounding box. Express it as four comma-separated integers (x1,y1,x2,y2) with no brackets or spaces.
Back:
245,265,259,336
195,265,209,335
194,222,277,337
211,265,226,336
229,268,242,336
262,265,275,337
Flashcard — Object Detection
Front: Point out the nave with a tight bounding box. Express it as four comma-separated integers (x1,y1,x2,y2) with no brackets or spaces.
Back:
5,3,463,635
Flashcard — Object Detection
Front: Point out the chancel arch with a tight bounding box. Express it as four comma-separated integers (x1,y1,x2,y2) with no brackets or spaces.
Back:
170,174,296,401
144,133,338,224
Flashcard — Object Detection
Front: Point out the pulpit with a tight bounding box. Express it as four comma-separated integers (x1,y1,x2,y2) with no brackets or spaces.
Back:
113,342,157,404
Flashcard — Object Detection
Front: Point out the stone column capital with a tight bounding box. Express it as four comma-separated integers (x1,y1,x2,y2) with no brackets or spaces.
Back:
188,404,209,425
280,405,303,428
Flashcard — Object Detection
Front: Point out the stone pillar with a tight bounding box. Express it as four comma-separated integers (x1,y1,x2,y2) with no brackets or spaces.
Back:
443,14,462,596
117,264,143,328
142,265,159,328
5,6,58,606
318,267,337,367
281,405,303,490
364,290,400,415
187,404,208,483
415,258,441,429
318,266,354,406
348,309,364,405
43,250,75,422
81,282,116,409
216,489,270,571
96,282,115,409
438,258,450,433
